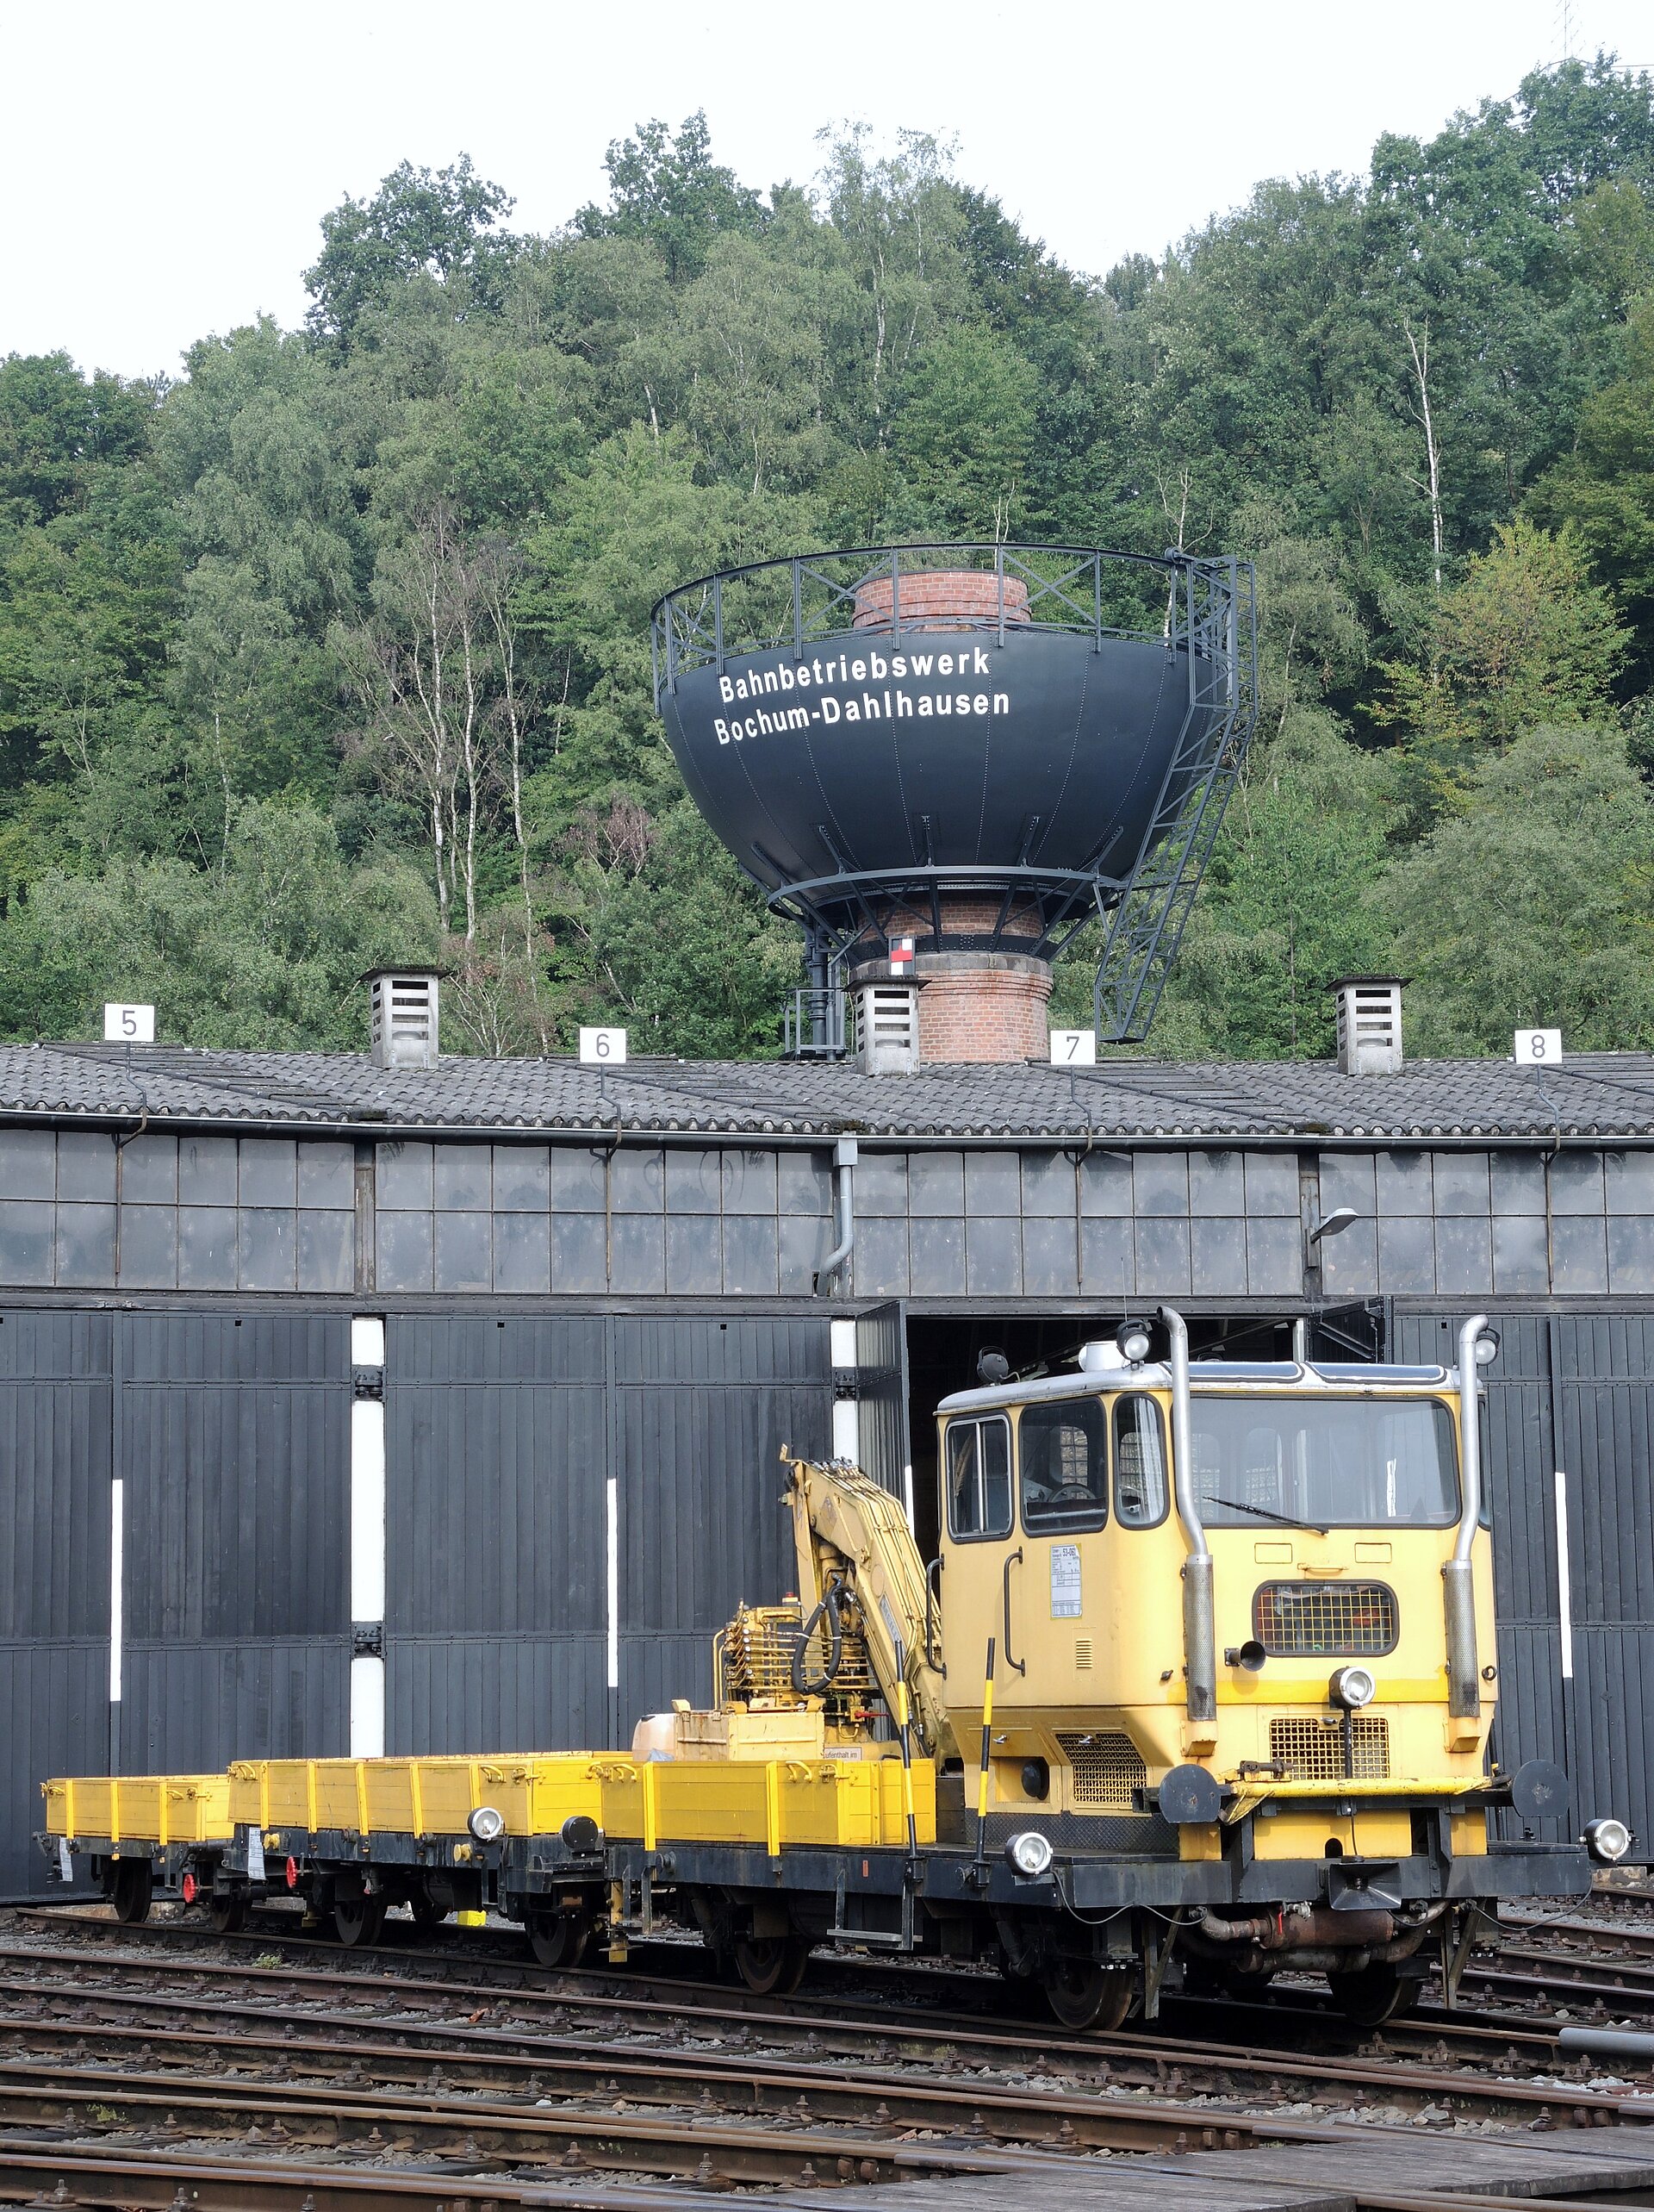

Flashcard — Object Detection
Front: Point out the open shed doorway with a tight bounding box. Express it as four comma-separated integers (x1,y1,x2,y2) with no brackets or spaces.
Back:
899,1305,1385,1567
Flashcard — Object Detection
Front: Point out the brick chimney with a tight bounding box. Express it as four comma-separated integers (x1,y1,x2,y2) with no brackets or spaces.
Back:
845,568,1054,1068
849,894,1053,1068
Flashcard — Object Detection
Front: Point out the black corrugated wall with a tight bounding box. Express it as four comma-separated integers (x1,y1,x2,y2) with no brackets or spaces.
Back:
0,1313,113,1896
382,1314,831,1754
1395,1308,1654,1847
115,1314,351,1778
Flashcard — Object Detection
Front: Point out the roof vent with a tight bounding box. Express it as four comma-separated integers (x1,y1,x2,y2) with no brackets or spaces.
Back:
858,983,919,1075
367,969,439,1070
1334,975,1404,1077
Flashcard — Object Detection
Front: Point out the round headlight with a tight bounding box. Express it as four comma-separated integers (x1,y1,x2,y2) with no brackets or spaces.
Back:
467,1804,506,1844
1116,1319,1153,1365
1005,1829,1053,1879
1474,1328,1502,1367
1584,1816,1632,1864
1329,1665,1376,1710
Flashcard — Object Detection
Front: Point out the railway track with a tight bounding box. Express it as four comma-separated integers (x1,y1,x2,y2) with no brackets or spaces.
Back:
4,1910,1652,2133
8,1906,1654,2211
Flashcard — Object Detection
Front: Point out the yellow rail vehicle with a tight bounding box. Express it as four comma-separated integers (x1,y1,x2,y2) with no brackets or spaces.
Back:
42,1308,1621,2029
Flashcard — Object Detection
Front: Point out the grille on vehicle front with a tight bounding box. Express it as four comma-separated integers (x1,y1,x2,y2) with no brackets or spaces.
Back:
1056,1730,1147,1810
1253,1581,1397,1656
1269,1715,1390,1782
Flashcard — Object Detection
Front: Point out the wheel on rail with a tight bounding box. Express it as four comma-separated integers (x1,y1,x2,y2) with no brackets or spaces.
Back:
527,1911,590,1970
408,1891,449,1934
1328,1960,1417,2028
208,1891,247,1935
332,1891,388,1947
109,1858,153,1926
731,1934,811,1997
1042,1959,1134,2033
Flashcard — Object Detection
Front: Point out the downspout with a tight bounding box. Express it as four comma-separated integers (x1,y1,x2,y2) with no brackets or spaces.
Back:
814,1136,858,1294
1160,1305,1216,1724
1444,1312,1487,1721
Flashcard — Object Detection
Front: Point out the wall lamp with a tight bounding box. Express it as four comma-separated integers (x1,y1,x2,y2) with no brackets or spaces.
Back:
1305,1204,1359,1266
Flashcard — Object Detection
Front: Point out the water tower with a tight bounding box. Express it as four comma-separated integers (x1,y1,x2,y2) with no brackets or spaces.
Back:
651,544,1256,1065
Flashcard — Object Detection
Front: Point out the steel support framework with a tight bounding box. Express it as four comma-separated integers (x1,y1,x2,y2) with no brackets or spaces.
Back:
1092,557,1259,1044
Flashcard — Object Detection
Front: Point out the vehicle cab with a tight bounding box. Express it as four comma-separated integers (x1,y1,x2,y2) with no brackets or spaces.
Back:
934,1308,1501,1855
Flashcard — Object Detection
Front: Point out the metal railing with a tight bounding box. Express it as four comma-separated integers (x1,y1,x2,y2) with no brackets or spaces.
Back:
783,986,848,1059
651,540,1214,707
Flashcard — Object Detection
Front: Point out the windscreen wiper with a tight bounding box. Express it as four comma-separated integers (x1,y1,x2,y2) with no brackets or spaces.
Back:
1207,1492,1329,1536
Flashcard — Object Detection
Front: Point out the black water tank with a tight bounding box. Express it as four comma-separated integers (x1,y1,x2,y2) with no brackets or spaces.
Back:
651,545,1248,952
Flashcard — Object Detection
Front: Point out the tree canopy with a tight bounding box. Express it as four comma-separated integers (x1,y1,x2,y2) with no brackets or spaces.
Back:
5,68,1654,1061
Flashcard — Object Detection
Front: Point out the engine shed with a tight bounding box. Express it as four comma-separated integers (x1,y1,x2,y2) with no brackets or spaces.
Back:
1,1006,1652,1895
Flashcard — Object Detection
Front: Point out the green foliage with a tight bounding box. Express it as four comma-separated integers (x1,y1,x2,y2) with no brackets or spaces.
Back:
0,354,155,527
1140,714,1393,1060
888,327,1041,535
6,73,1654,1061
575,113,765,283
1388,726,1654,1050
305,157,518,345
0,801,438,1047
1379,519,1628,740
1533,294,1654,678
551,799,802,1057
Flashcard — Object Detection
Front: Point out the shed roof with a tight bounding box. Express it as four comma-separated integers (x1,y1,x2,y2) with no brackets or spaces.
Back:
2,1041,1652,1143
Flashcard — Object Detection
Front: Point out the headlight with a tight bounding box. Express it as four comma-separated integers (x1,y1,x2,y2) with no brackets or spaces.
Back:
467,1804,506,1844
1584,1816,1632,1864
1116,1318,1153,1365
560,1813,602,1854
1004,1830,1053,1878
1329,1665,1376,1710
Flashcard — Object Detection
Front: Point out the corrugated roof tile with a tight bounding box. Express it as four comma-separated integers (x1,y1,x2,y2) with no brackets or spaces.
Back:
1,1039,1651,1143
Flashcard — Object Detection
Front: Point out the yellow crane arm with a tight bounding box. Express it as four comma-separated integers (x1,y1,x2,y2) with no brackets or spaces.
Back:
784,1452,956,1760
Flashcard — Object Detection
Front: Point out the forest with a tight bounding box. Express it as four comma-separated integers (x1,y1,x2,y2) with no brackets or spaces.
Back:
3,62,1654,1064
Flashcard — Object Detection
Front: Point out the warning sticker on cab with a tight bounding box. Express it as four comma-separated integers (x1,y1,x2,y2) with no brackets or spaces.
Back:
1049,1543,1081,1619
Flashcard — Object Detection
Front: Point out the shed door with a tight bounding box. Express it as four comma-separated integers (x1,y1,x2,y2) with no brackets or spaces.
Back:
855,1302,911,1517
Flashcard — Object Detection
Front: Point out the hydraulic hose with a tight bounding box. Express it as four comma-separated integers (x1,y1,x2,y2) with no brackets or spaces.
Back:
792,1579,847,1695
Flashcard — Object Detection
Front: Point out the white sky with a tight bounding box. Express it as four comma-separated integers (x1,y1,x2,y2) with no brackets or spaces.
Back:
4,0,1651,380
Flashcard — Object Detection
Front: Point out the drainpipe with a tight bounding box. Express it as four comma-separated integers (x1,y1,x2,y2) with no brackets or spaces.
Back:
1160,1305,1216,1724
1444,1312,1488,1721
814,1137,858,1294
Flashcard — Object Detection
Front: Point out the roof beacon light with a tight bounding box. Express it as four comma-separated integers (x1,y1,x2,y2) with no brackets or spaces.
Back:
1005,1830,1054,1879
1116,1318,1153,1366
1584,1816,1632,1865
1329,1665,1376,1710
467,1804,506,1844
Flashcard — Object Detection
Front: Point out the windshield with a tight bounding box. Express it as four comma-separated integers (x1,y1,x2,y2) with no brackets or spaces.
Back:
1190,1396,1459,1530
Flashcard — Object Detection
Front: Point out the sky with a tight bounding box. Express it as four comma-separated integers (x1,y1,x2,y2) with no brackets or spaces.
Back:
4,0,1651,380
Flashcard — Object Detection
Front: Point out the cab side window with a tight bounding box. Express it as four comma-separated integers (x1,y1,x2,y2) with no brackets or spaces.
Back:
1114,1394,1169,1527
946,1415,1011,1539
1021,1398,1108,1530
